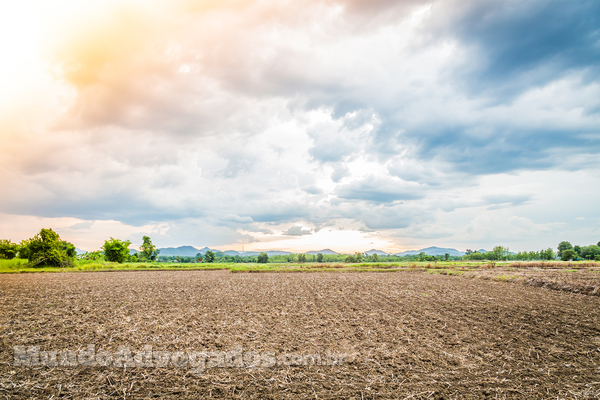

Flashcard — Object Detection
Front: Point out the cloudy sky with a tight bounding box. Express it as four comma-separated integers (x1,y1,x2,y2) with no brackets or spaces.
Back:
1,0,599,253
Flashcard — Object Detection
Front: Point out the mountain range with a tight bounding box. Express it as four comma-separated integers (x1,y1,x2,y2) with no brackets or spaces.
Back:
149,246,472,257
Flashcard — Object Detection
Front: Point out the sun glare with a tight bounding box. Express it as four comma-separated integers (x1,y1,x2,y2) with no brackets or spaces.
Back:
0,2,41,105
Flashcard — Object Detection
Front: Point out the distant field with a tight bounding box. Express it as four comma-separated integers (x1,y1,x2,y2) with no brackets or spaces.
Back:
2,258,600,298
0,258,572,273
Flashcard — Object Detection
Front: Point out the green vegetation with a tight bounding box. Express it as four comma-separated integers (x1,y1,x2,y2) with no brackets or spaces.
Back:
0,239,19,259
102,238,131,263
3,229,600,272
1,258,598,274
557,241,573,258
139,235,160,261
257,252,269,263
561,249,578,261
19,228,76,268
204,250,216,263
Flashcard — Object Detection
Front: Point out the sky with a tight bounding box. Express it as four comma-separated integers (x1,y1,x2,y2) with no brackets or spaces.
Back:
0,0,599,254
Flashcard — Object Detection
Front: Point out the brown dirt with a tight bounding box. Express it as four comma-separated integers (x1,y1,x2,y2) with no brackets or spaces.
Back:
456,267,600,297
1,270,600,399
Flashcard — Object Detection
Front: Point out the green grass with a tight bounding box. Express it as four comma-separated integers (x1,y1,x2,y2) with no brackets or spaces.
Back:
1,259,596,274
0,259,230,274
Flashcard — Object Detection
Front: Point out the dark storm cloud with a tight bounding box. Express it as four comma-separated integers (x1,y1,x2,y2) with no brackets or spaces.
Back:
432,0,600,98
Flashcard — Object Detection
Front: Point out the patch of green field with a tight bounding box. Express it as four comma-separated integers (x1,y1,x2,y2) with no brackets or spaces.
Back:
0,259,230,273
1,259,596,274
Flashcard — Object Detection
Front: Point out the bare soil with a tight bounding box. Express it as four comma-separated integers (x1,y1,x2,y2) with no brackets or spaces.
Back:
1,270,600,399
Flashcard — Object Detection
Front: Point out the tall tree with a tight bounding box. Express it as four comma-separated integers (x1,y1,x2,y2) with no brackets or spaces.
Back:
140,236,159,261
557,241,573,258
581,245,600,260
257,252,269,263
204,250,215,263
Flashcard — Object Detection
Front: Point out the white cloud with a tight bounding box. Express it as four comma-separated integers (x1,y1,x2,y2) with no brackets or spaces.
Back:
0,0,599,252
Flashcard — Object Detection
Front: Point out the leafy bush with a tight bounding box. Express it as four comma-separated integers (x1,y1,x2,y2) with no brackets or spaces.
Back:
102,238,131,263
581,245,600,261
561,249,577,261
20,228,75,267
0,239,19,259
257,252,269,263
204,250,215,263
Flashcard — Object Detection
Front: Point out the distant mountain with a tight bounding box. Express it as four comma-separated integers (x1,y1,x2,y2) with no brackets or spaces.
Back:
240,251,260,257
306,249,338,255
265,251,292,256
364,249,389,256
395,246,465,257
158,246,202,257
75,248,88,255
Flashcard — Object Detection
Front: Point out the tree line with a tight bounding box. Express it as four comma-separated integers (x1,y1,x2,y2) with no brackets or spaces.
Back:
463,241,600,261
0,229,161,267
1,229,599,267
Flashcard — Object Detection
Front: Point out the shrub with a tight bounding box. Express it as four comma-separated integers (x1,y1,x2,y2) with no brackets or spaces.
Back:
0,239,19,259
204,250,215,263
561,249,577,261
257,252,269,263
102,238,131,263
20,228,75,267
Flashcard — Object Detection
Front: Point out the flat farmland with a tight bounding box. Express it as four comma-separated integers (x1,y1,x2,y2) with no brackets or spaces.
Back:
1,270,600,399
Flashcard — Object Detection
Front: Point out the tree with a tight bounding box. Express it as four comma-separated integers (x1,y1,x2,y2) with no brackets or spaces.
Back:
561,249,577,261
316,253,324,263
102,238,131,263
139,236,159,261
490,246,510,261
557,241,573,258
574,245,582,257
20,228,76,267
540,248,555,260
581,245,600,260
0,240,19,259
464,251,484,261
257,252,269,263
418,252,426,262
371,253,380,262
444,253,450,261
297,254,307,263
204,250,215,263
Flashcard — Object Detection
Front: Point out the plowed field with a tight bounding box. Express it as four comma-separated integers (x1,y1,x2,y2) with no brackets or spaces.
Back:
1,270,600,399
